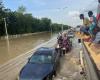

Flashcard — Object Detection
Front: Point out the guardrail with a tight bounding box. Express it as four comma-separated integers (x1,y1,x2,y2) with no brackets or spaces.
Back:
82,41,100,80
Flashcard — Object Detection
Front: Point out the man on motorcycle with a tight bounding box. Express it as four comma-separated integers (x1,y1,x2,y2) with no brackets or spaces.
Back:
56,33,63,56
57,32,63,46
62,33,71,55
56,32,72,56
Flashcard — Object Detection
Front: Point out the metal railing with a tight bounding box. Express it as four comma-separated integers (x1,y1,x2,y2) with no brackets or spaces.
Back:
81,41,100,80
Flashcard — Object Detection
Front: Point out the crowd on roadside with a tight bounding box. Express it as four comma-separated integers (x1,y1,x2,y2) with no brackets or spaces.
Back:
56,31,72,55
78,0,100,45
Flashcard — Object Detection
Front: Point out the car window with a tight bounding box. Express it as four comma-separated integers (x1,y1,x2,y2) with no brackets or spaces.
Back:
29,55,52,63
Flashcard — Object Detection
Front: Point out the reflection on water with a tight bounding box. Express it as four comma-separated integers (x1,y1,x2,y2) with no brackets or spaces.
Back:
0,32,51,64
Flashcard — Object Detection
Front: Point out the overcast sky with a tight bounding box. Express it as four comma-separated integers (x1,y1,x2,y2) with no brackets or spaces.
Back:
3,0,98,27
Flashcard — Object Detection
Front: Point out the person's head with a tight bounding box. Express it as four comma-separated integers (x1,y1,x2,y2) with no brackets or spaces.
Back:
98,0,100,3
64,32,67,37
80,14,84,19
88,11,93,17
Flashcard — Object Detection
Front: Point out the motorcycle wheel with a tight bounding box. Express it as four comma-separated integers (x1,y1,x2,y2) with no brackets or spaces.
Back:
63,50,66,55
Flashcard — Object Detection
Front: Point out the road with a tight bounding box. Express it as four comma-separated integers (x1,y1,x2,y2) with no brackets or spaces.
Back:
0,36,83,80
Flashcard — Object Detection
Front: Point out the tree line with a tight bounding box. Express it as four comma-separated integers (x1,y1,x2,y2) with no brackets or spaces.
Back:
0,1,71,36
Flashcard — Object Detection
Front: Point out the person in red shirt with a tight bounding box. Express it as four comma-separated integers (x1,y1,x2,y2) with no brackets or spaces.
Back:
96,0,100,29
97,0,100,22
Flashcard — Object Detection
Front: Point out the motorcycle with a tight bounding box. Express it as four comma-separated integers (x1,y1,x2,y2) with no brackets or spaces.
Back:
62,36,73,54
56,36,64,56
56,35,72,56
62,47,66,55
55,44,63,57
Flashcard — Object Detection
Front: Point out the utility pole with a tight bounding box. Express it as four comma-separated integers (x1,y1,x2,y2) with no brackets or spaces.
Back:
51,24,52,38
50,23,52,38
57,7,67,32
62,24,63,32
3,18,10,51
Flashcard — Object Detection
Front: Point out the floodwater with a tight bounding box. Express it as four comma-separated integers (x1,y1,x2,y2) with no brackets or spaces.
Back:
0,32,51,65
0,36,82,80
0,36,57,80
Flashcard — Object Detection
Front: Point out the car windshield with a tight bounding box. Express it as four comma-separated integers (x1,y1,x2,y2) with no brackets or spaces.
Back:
29,55,52,63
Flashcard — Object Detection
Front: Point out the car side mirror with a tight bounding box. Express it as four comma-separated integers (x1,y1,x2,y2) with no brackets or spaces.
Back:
78,39,81,43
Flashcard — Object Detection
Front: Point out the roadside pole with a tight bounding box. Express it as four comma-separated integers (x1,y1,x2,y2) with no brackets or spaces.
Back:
57,7,67,32
50,23,52,38
3,18,10,52
62,24,63,32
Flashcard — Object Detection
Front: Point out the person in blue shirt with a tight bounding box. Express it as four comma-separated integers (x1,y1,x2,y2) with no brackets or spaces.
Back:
88,11,97,37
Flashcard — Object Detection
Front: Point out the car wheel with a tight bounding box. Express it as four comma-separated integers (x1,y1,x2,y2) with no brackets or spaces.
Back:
53,70,57,77
63,50,66,55
46,74,53,80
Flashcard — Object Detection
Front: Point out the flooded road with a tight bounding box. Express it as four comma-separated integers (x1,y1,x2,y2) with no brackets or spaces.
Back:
0,32,51,64
0,35,83,80
0,36,57,80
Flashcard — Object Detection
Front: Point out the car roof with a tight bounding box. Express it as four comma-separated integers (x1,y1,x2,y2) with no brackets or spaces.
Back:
34,47,55,56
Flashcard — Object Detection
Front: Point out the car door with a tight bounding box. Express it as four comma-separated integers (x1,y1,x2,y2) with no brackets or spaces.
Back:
53,51,60,71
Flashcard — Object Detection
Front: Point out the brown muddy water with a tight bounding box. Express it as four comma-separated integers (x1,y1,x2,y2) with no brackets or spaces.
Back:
0,32,51,64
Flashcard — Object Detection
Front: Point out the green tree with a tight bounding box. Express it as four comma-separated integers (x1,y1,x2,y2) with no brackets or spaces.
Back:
0,0,5,36
17,5,26,14
40,18,51,31
0,0,70,36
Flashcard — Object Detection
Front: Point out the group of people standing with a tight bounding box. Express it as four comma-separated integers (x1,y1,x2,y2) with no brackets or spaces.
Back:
79,0,100,44
57,32,72,55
